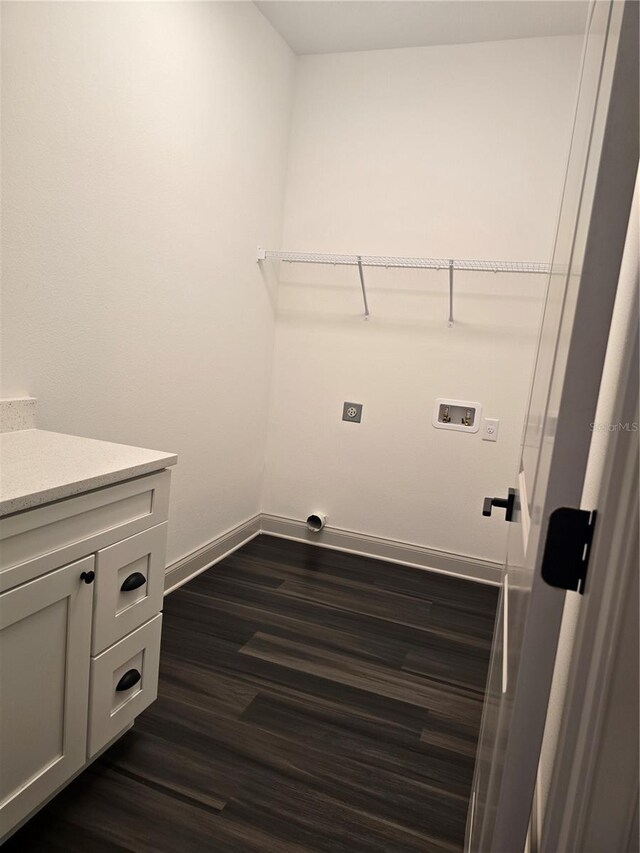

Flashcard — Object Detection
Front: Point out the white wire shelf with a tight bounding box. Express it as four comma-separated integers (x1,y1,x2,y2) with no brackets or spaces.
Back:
257,248,551,324
259,249,550,274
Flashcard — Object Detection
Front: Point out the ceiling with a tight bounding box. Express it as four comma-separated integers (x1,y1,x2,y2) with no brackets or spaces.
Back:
255,1,590,55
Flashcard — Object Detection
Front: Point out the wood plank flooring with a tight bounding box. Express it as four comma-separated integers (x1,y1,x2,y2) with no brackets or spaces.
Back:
5,535,498,852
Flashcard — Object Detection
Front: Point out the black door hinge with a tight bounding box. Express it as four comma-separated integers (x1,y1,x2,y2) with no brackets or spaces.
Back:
541,507,597,594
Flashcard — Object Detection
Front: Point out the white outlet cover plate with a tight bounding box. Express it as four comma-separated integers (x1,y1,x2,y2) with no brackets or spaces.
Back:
482,418,500,441
432,398,481,433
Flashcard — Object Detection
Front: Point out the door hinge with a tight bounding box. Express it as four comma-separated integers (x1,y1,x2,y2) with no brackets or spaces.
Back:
541,507,597,594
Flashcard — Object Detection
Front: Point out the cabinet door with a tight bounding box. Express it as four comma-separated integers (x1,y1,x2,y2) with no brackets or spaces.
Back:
0,555,93,838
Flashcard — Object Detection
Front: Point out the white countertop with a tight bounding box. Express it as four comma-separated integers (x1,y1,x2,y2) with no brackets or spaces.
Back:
0,429,177,516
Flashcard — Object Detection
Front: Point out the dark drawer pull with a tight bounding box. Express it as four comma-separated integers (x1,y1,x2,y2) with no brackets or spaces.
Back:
80,570,95,584
115,669,141,692
120,572,146,592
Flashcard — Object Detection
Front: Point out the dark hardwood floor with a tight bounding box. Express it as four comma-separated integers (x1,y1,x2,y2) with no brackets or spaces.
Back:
6,535,498,852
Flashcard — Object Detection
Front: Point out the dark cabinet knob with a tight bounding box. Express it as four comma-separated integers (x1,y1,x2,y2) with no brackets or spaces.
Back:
120,572,147,592
80,570,95,584
482,488,516,522
115,669,141,692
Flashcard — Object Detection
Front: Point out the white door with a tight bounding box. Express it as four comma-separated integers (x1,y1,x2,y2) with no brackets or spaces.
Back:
0,555,94,838
467,1,638,850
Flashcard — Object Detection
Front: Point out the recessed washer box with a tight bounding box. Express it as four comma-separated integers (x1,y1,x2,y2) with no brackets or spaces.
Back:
432,399,481,433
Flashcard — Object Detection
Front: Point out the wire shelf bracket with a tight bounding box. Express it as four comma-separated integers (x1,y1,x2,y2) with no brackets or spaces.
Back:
257,248,550,324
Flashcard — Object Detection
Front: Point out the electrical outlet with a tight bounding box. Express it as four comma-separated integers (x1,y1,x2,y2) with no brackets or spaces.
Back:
342,402,363,423
482,418,500,442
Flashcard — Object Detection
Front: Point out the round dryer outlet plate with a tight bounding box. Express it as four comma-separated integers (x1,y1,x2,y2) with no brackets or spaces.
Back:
342,402,363,423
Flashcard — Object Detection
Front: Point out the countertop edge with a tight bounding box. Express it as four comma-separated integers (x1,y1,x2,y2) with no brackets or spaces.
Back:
0,455,178,518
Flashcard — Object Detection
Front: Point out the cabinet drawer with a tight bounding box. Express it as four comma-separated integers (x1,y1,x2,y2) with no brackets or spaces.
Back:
92,523,167,655
88,615,162,758
0,470,171,593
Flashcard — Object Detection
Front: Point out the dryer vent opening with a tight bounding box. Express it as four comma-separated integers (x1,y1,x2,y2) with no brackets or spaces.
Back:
306,513,326,533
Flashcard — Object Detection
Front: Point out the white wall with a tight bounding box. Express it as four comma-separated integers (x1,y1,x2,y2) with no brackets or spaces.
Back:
263,36,583,562
1,7,584,568
1,2,294,565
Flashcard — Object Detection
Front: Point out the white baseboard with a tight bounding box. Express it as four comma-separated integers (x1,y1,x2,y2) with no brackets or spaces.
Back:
164,513,502,594
260,514,502,585
163,514,261,595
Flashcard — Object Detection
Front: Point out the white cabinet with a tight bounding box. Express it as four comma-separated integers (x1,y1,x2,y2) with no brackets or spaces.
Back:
88,613,162,757
0,555,93,836
0,470,171,593
92,523,167,655
0,470,171,841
